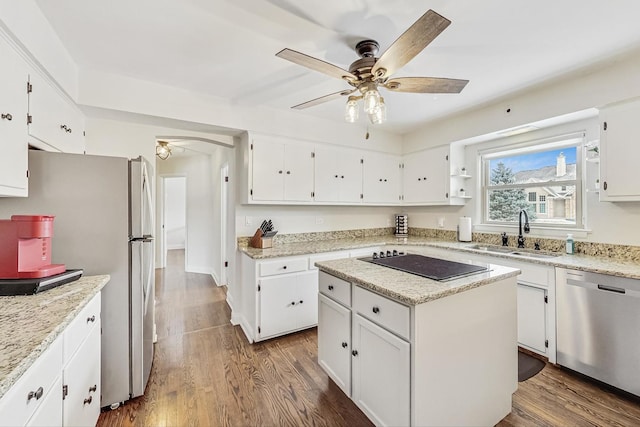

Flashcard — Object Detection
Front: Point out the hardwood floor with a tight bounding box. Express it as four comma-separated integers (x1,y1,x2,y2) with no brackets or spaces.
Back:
97,250,372,427
98,250,640,427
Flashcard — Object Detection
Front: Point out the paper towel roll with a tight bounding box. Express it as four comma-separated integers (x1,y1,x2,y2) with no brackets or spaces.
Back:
458,217,472,242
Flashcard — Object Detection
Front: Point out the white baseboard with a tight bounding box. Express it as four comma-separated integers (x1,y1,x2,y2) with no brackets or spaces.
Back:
185,265,213,275
167,244,185,250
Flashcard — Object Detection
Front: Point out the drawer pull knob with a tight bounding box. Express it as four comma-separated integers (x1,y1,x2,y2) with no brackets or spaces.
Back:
328,285,334,291
291,301,296,306
372,306,380,314
89,384,97,393
341,342,348,348
84,396,93,405
1,113,12,121
60,124,72,133
352,350,358,357
299,300,303,304
282,265,287,269
87,315,96,323
27,387,44,401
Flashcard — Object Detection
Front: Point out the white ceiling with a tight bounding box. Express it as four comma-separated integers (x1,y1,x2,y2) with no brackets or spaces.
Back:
35,0,640,134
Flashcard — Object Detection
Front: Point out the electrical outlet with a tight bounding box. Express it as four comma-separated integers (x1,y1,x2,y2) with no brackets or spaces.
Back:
438,217,445,228
315,216,324,225
245,216,252,226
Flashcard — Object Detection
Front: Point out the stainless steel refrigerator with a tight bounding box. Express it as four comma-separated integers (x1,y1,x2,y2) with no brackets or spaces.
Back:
0,150,155,408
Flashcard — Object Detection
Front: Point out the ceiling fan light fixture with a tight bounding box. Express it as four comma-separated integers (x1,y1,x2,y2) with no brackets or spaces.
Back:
156,141,172,160
363,86,381,114
344,96,359,123
369,97,386,124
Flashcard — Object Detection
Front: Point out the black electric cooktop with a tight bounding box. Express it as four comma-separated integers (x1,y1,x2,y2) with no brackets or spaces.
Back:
361,252,488,281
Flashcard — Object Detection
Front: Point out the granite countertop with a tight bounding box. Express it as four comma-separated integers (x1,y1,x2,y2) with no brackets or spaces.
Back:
240,236,640,280
0,275,110,400
315,256,520,305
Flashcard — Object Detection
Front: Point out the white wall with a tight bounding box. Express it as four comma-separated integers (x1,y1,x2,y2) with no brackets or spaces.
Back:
164,177,186,250
403,50,640,246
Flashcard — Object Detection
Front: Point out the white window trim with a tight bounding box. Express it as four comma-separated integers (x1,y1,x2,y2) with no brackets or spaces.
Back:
478,132,586,235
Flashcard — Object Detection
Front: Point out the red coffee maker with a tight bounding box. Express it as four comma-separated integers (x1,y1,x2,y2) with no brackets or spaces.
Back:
0,215,66,279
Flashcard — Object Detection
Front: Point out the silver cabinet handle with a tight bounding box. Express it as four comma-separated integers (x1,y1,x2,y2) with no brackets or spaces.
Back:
27,387,44,401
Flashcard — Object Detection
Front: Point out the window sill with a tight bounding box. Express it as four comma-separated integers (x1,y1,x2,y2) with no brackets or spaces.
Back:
474,223,591,240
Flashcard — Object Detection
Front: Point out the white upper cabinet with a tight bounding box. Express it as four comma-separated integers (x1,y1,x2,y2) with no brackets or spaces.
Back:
362,151,401,204
403,145,450,204
314,146,362,203
27,72,85,154
599,99,640,201
0,37,29,197
250,136,314,202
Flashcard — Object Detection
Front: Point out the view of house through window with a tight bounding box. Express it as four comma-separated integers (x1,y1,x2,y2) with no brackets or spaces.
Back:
482,137,582,228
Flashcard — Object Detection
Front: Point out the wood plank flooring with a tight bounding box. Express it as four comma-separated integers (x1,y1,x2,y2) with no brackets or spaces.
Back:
98,250,640,427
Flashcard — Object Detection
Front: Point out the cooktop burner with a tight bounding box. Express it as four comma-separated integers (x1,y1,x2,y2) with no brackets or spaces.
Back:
361,253,488,281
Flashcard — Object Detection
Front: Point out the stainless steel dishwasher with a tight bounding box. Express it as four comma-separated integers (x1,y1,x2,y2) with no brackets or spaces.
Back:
556,268,640,396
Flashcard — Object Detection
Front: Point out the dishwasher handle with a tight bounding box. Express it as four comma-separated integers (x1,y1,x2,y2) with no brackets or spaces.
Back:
566,278,640,297
597,284,626,294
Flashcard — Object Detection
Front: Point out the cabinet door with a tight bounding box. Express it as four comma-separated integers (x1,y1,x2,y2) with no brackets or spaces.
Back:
314,146,362,203
62,323,101,427
0,37,28,196
28,72,85,154
403,146,450,204
251,138,285,201
351,314,410,427
362,151,401,204
600,102,640,201
26,377,63,427
295,270,319,329
283,143,314,202
517,284,547,354
318,294,351,396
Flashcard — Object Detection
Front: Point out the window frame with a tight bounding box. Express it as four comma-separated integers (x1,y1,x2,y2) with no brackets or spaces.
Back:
480,133,585,230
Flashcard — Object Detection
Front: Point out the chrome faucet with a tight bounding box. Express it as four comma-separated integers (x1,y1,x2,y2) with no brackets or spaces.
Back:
517,209,530,248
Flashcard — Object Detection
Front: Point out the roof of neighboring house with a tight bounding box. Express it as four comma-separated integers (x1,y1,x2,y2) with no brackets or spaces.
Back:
514,164,576,199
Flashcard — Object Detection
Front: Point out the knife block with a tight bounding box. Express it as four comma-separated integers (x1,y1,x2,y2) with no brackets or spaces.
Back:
249,229,273,249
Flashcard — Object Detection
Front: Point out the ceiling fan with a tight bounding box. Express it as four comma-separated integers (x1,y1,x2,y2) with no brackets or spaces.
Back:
276,9,468,124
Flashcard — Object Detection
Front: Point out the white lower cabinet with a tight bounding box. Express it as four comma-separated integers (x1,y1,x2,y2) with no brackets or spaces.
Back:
517,284,547,354
63,323,101,427
318,294,351,395
259,270,318,339
318,272,410,426
0,292,101,427
351,314,410,427
26,376,63,427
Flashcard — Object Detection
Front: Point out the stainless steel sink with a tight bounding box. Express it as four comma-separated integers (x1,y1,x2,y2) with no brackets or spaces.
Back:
467,244,560,258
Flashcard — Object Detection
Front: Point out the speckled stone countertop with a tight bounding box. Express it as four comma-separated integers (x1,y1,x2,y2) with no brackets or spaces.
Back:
315,256,520,305
239,236,640,280
0,275,110,400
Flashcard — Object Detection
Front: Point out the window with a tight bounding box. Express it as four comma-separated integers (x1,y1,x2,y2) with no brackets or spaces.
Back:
481,135,583,228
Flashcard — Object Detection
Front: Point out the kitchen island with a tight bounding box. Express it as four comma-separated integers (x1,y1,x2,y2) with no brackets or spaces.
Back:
315,256,520,427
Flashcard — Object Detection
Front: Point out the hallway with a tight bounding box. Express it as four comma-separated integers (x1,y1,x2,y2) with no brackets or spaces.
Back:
97,250,371,426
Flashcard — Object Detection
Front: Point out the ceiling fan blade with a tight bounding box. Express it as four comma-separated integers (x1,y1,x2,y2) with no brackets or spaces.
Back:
292,89,356,110
384,77,468,93
371,10,451,80
276,48,357,82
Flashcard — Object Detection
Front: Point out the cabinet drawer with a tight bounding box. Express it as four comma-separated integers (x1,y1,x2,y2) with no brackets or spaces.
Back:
319,271,351,307
259,258,308,277
64,293,101,364
0,336,63,427
353,286,410,340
